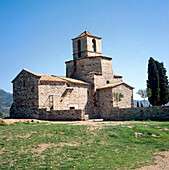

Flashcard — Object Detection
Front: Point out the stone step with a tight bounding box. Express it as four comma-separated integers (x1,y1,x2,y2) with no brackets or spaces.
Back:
89,119,103,122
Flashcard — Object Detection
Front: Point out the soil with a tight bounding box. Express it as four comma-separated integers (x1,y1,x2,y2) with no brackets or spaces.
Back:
137,151,169,170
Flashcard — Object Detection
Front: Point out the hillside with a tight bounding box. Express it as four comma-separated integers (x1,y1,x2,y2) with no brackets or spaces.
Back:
0,89,13,117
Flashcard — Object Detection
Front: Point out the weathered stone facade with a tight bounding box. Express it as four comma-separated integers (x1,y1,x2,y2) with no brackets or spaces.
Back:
39,82,93,115
101,106,169,121
39,109,84,121
11,70,40,119
10,31,134,120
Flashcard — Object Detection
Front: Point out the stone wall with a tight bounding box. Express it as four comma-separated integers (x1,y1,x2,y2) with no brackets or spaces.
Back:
86,36,102,56
101,106,169,121
74,57,102,79
38,82,94,116
97,83,133,113
66,57,102,84
66,56,115,88
39,109,84,121
93,59,116,89
112,84,133,108
10,70,40,119
66,61,74,78
97,88,113,118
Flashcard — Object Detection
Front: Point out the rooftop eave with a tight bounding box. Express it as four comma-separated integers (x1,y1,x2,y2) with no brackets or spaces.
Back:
114,75,123,78
11,69,41,83
97,82,134,90
65,56,112,64
72,31,101,40
72,35,102,40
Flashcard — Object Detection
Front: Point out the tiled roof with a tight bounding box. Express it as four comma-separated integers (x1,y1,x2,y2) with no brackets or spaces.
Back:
39,75,92,86
12,69,41,83
72,31,101,40
12,69,92,86
55,76,92,86
97,81,134,90
38,75,66,83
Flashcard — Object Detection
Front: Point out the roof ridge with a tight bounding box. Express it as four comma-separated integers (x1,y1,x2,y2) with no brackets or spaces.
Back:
22,69,40,76
72,31,101,40
12,69,41,83
52,75,69,83
97,81,134,90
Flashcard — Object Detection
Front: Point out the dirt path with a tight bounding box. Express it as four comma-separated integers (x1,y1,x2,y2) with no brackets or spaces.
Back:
137,151,169,170
1,118,130,126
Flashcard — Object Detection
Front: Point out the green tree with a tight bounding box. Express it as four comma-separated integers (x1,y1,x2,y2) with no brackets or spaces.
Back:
147,57,168,106
156,61,169,105
0,112,3,118
147,57,160,106
137,88,152,107
113,92,124,107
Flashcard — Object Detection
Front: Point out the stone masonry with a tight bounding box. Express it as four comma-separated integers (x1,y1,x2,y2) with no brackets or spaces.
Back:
10,31,134,120
101,106,169,121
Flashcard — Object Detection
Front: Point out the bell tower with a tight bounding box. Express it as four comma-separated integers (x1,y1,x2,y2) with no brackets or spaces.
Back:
66,31,114,88
72,31,102,60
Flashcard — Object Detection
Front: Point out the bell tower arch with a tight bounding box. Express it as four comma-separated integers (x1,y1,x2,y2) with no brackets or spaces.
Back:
72,31,102,60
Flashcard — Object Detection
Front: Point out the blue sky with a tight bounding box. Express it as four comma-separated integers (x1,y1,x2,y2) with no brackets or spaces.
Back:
0,0,169,100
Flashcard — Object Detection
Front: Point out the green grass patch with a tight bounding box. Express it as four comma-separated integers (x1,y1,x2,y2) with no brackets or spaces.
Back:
0,121,169,169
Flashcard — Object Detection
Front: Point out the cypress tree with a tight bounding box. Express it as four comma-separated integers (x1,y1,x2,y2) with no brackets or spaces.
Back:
137,101,139,107
147,57,160,106
156,61,169,105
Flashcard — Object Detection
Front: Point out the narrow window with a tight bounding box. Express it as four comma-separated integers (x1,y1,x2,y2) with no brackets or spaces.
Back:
78,40,81,58
23,80,26,87
92,39,96,52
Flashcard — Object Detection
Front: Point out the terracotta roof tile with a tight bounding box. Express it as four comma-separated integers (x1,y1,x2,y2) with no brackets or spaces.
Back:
12,69,92,86
39,75,66,83
40,75,92,86
56,76,92,86
72,31,101,40
97,81,134,90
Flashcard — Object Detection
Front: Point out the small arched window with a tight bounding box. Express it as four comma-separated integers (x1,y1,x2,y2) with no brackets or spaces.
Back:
106,81,110,84
78,40,81,58
92,39,96,52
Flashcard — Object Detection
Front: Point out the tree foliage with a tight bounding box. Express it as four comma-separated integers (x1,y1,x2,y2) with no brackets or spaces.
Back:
113,92,124,107
137,88,151,107
147,57,168,106
156,62,169,105
0,112,3,118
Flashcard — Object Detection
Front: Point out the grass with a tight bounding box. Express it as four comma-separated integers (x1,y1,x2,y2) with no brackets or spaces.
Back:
0,121,169,169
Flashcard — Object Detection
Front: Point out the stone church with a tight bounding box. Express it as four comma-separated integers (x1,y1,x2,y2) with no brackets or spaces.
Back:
10,31,134,120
